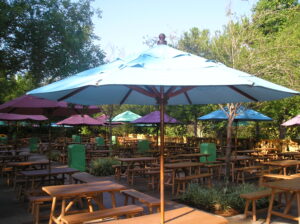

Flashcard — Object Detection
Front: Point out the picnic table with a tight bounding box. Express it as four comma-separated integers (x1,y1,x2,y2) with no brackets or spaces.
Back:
117,157,157,184
171,153,210,162
263,160,300,175
278,151,300,159
164,162,205,194
20,167,79,190
43,180,127,224
264,177,300,224
217,156,253,181
0,154,29,163
100,206,228,224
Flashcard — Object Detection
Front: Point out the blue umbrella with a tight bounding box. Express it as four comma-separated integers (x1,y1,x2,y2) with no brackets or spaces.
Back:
27,43,298,223
112,110,141,122
198,106,272,121
199,106,272,149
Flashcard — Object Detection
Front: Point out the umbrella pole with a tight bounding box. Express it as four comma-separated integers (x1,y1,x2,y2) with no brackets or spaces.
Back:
159,87,165,224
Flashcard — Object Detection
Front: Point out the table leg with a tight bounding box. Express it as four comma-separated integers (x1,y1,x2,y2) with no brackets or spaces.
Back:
49,197,57,224
109,192,116,208
266,189,275,224
284,192,295,214
283,167,287,176
297,192,300,224
171,170,176,195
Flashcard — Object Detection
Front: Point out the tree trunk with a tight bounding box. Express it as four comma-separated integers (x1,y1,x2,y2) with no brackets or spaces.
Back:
225,118,234,180
194,116,198,137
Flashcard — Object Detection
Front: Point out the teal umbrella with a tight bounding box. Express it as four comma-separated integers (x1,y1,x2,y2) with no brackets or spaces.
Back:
112,110,141,122
27,42,299,224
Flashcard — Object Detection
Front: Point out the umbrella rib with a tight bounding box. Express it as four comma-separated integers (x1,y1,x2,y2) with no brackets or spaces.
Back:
58,86,90,101
167,86,196,98
184,92,192,104
228,86,258,101
126,85,157,98
120,89,133,105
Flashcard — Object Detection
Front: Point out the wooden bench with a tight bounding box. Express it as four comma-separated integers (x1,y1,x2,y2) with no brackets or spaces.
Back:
121,189,160,213
235,166,264,183
240,189,283,222
60,205,143,224
145,169,172,190
259,173,300,186
28,195,53,224
72,172,111,183
175,173,212,195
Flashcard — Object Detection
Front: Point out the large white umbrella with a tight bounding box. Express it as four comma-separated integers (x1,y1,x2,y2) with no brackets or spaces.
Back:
28,43,299,224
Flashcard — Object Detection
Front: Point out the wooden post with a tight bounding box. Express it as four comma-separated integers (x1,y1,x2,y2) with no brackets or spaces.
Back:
159,86,165,224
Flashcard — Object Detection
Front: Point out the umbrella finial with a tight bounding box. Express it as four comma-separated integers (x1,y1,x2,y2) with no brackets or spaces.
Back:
157,33,167,45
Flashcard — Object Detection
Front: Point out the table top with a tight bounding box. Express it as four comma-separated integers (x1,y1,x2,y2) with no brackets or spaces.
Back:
263,160,300,167
173,153,210,158
43,180,126,197
100,206,228,224
263,177,300,192
20,167,78,177
87,150,110,153
164,162,204,169
117,157,156,162
7,159,49,167
217,156,251,161
235,150,257,154
278,152,300,156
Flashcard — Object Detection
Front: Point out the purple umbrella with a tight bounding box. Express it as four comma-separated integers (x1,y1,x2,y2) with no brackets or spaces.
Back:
0,113,48,121
0,95,101,117
282,115,300,126
56,114,103,126
131,111,180,147
131,111,179,124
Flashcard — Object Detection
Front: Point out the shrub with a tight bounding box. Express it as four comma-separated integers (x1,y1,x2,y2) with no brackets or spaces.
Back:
47,150,61,161
89,158,120,176
179,183,268,214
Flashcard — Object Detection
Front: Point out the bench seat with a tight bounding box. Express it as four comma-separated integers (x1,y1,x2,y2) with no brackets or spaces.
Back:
240,189,283,222
175,173,212,195
121,189,160,213
61,205,143,224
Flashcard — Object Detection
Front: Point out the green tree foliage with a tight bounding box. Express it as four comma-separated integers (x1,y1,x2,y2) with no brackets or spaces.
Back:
0,0,105,94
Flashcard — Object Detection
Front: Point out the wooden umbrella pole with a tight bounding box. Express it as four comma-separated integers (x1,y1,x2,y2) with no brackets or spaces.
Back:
159,86,165,224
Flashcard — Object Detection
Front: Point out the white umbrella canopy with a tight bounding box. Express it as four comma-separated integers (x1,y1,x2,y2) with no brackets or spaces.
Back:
28,43,299,224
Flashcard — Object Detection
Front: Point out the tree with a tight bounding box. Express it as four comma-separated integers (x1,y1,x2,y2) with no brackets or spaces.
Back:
0,0,105,93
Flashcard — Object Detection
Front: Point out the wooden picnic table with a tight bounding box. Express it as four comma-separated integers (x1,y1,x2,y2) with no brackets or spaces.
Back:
0,154,29,163
264,177,300,224
100,206,228,224
117,157,157,184
171,153,210,162
263,160,300,175
278,151,300,159
20,167,79,190
43,180,127,224
164,162,205,195
217,156,253,181
235,150,258,155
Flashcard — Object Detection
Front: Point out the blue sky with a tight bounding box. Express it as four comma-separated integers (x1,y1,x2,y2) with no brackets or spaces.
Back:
92,0,258,59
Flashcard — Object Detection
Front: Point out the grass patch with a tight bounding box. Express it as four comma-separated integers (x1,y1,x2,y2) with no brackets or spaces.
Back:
178,183,268,215
89,158,120,176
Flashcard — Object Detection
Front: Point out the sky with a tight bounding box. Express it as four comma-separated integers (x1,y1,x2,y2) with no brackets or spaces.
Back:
92,0,259,60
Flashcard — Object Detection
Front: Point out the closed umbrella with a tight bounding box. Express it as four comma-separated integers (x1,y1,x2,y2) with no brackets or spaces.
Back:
27,43,299,224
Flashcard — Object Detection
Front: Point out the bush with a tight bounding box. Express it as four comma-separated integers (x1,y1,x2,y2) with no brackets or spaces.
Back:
89,158,120,176
47,150,61,161
179,183,268,214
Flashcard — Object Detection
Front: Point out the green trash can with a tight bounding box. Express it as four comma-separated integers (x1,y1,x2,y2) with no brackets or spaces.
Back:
0,136,8,144
199,143,217,163
68,144,86,172
72,135,81,143
137,140,150,154
29,137,39,152
95,137,105,147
